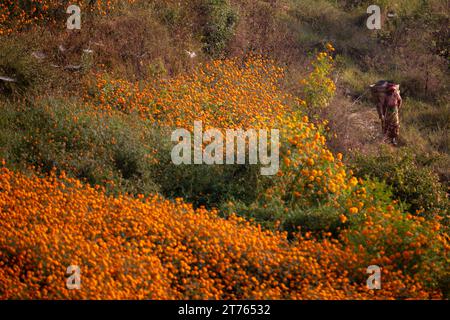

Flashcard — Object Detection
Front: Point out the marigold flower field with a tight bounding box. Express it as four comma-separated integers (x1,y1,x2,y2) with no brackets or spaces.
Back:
0,166,446,299
0,0,136,35
0,1,448,300
1,49,448,299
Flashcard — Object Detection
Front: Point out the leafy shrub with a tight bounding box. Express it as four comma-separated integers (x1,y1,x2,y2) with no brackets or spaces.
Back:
0,98,160,196
352,147,449,221
196,0,238,56
0,37,50,96
154,162,262,209
143,127,264,209
342,180,449,297
299,44,336,112
0,97,270,209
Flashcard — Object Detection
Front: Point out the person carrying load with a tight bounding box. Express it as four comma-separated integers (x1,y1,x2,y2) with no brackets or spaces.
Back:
370,80,402,145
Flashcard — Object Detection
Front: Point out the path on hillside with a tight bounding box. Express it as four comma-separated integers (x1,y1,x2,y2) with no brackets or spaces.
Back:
326,89,392,154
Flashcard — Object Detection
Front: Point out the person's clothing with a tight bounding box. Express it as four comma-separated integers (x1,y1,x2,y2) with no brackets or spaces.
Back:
371,82,400,134
385,105,400,139
382,89,402,143
376,96,387,133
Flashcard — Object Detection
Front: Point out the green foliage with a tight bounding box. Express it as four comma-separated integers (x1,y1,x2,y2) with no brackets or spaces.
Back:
0,98,159,196
300,48,336,111
197,0,238,56
0,97,267,208
401,99,450,155
222,176,397,237
154,162,262,209
148,131,265,208
0,37,50,96
352,147,449,221
281,204,343,235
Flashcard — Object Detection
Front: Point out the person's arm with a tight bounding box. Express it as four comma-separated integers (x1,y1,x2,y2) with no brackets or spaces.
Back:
397,94,402,109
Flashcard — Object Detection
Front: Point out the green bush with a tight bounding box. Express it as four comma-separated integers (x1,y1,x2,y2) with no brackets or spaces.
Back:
0,98,159,196
0,37,50,96
221,177,397,237
154,162,261,209
352,147,449,221
220,196,344,234
0,97,267,208
150,133,264,208
196,0,238,56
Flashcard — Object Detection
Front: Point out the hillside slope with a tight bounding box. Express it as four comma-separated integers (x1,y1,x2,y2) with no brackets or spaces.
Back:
0,0,449,299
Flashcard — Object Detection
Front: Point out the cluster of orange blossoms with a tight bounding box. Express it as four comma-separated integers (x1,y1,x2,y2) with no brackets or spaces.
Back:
0,166,444,299
276,113,349,204
0,0,136,35
88,56,295,131
0,41,447,299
